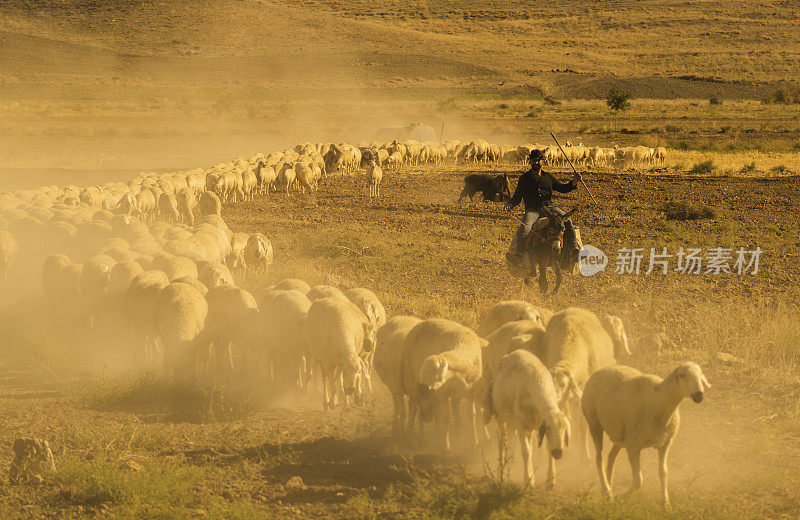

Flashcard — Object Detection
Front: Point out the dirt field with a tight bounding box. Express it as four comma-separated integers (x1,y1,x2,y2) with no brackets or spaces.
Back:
2,0,800,518
1,163,800,519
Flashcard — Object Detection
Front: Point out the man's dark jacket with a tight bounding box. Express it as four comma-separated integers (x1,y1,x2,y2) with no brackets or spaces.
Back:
508,168,577,212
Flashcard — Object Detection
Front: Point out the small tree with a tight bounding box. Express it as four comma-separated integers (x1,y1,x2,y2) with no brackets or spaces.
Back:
606,89,632,111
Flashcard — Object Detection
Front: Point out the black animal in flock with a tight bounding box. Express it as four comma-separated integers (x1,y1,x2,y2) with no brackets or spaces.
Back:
458,173,512,203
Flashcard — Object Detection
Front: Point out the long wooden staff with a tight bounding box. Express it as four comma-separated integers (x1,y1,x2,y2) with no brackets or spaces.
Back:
550,131,597,204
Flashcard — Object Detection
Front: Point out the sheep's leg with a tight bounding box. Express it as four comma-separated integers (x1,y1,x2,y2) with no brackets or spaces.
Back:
546,451,556,490
519,429,534,488
658,444,671,509
451,398,463,431
606,444,622,488
468,401,481,447
407,395,418,434
627,448,643,492
391,391,406,436
321,367,331,411
496,420,508,483
440,399,452,453
589,423,611,498
573,400,591,460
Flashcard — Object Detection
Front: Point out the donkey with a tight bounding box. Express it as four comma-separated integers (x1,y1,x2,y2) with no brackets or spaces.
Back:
526,207,577,294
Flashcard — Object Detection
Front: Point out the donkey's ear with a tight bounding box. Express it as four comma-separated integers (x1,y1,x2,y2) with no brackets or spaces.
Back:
563,207,577,219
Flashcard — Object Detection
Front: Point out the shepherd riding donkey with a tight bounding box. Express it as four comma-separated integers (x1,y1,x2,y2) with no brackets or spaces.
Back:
506,149,582,294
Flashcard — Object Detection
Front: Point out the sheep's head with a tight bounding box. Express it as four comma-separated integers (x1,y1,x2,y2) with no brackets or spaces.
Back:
671,362,711,403
538,410,571,460
225,250,246,277
601,314,631,357
419,354,449,391
551,367,582,407
362,321,377,353
339,356,361,397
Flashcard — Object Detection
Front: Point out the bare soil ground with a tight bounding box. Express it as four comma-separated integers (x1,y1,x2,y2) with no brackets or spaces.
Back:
1,164,799,519
1,0,800,518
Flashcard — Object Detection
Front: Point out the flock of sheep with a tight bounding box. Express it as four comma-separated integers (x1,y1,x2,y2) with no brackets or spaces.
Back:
346,139,667,171
376,303,707,508
0,136,694,508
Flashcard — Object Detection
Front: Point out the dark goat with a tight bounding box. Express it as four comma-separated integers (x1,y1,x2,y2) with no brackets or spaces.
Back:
458,174,512,203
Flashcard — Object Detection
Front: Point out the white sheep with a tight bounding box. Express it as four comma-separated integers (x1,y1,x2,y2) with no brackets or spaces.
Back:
197,285,259,382
307,284,347,302
477,300,552,337
274,278,311,294
244,233,273,275
157,192,180,224
80,254,116,325
259,289,313,389
401,318,485,450
482,320,545,383
126,270,170,365
42,253,72,304
344,287,387,327
198,261,234,289
305,297,377,410
172,276,209,296
599,314,631,359
198,191,222,217
175,188,196,225
155,282,208,380
0,230,18,286
151,253,198,282
374,315,422,435
581,362,711,508
365,161,383,198
487,349,571,489
277,164,296,196
540,307,623,456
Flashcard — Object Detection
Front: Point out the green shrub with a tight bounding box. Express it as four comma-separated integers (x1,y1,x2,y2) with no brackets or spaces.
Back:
606,88,632,111
661,201,716,220
772,84,800,104
709,95,722,105
689,159,715,174
770,164,789,174
740,162,757,174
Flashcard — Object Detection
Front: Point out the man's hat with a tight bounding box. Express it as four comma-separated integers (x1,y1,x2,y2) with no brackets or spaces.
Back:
529,149,544,162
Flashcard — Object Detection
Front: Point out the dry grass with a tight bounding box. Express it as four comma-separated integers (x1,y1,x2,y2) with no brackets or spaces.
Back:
1,1,800,517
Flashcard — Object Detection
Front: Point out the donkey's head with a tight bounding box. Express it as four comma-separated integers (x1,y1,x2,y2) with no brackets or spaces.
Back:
540,207,577,256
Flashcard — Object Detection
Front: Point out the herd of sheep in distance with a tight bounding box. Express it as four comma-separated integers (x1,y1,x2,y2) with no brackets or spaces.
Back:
0,136,700,508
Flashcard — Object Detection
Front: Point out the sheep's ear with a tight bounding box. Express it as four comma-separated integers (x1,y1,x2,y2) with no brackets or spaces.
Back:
621,332,632,356
701,373,711,390
538,422,546,448
569,374,583,400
